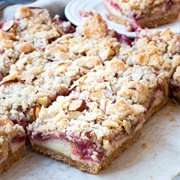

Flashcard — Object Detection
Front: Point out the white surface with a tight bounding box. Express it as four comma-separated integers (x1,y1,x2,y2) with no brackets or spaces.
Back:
65,0,180,38
0,101,180,180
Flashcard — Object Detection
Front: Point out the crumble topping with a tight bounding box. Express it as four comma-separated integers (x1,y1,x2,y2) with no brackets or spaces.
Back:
119,29,180,78
0,115,25,143
27,91,145,143
2,7,64,48
0,6,74,80
173,66,180,82
0,80,69,124
0,12,126,126
28,60,166,147
15,6,32,19
45,13,121,62
73,61,164,105
15,42,35,54
0,31,15,40
77,13,108,39
0,115,24,134
0,11,130,127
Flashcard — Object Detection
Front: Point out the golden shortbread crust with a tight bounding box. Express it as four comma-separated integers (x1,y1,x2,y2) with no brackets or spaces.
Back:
0,146,25,174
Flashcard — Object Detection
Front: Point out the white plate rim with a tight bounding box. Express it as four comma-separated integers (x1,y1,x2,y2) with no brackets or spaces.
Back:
65,0,180,38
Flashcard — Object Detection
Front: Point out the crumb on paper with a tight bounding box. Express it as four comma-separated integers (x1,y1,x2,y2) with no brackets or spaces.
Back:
165,112,170,116
153,112,159,116
169,117,176,122
169,107,176,112
153,152,157,158
141,143,147,149
171,172,180,178
171,174,175,178
40,168,44,172
167,99,179,108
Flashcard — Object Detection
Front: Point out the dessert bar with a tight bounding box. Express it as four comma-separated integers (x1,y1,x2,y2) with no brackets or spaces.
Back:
103,0,180,31
27,61,168,173
0,115,25,174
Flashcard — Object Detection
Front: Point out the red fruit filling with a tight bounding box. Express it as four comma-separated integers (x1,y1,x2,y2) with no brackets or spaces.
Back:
170,80,180,92
12,134,26,144
53,17,75,34
0,22,4,29
113,31,132,45
28,130,105,162
72,137,105,161
170,80,180,102
10,118,28,128
0,50,4,55
145,83,166,114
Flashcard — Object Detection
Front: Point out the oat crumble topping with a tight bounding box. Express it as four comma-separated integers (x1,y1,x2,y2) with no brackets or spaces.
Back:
119,29,180,78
